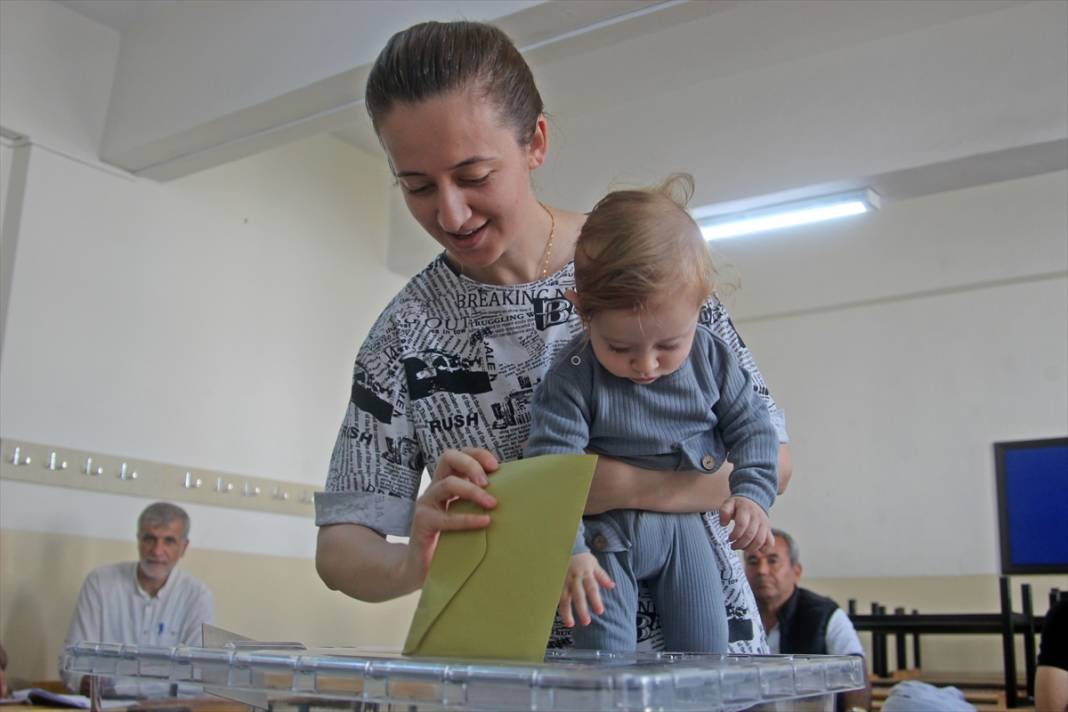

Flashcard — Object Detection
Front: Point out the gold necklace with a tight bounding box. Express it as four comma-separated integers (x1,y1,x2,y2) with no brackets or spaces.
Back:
538,201,556,279
456,203,556,281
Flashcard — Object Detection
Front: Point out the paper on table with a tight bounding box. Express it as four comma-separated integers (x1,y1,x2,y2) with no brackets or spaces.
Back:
403,453,596,661
7,688,132,709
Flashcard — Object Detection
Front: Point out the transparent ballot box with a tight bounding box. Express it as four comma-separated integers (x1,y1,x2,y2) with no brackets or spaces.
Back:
62,642,865,711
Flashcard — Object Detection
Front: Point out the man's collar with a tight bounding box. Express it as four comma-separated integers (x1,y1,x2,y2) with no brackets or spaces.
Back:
133,563,177,599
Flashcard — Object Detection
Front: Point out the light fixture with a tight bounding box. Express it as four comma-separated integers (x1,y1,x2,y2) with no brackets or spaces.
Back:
697,189,880,241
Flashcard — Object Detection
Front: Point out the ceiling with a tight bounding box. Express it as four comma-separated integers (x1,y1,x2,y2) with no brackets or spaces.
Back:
56,0,183,33
45,0,1066,216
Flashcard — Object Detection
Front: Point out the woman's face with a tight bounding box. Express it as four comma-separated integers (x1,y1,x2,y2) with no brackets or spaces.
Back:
377,89,547,275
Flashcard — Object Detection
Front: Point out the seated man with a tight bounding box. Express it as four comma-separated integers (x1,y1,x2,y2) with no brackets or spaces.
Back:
745,528,872,712
62,502,214,691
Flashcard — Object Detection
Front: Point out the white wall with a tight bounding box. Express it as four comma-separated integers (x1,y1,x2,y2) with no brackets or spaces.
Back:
0,0,119,159
0,139,12,357
0,1,417,658
0,141,11,224
0,0,407,577
0,0,422,667
0,134,402,491
721,171,1068,578
1,137,32,373
0,479,317,559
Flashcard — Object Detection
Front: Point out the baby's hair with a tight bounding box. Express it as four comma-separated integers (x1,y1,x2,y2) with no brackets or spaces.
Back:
574,173,716,318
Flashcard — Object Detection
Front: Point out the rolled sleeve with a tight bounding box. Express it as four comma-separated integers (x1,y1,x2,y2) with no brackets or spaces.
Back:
314,490,416,537
320,307,425,535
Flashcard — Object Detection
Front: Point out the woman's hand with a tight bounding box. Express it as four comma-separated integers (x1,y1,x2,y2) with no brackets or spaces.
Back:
316,448,500,602
558,552,615,628
401,448,500,589
776,444,793,494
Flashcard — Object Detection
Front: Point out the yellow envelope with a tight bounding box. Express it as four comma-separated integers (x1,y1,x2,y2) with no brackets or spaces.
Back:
403,453,596,661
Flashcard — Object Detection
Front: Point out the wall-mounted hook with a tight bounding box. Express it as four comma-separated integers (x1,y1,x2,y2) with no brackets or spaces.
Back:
242,482,261,497
215,477,233,493
300,491,314,504
118,462,138,480
46,451,68,471
273,487,289,501
83,457,102,476
184,472,202,489
10,447,31,466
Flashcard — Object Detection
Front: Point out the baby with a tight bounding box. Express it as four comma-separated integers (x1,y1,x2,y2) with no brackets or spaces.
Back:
525,175,778,652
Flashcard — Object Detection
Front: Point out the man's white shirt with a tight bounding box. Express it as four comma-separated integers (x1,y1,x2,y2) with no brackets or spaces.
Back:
766,608,864,656
62,562,213,691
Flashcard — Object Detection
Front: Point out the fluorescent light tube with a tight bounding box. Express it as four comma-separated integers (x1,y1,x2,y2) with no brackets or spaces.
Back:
698,189,880,241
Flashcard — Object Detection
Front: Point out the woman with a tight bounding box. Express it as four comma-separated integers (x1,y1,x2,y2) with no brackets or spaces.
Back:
314,20,792,654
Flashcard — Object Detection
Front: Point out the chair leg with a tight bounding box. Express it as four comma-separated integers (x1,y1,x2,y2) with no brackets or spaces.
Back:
1022,583,1036,702
999,576,1018,708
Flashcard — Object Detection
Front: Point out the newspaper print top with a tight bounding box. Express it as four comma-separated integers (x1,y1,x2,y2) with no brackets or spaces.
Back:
326,253,784,518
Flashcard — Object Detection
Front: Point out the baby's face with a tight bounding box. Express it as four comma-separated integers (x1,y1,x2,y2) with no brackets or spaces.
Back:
587,299,700,384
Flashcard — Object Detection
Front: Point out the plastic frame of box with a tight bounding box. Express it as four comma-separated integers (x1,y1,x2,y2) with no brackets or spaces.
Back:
63,643,866,711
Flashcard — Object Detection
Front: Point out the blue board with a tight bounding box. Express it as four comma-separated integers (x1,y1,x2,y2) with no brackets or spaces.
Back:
996,438,1068,574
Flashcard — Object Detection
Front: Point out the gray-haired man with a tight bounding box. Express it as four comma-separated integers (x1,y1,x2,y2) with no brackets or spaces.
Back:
62,502,213,690
744,528,872,711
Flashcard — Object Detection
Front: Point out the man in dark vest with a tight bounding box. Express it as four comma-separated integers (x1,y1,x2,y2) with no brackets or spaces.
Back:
745,528,871,712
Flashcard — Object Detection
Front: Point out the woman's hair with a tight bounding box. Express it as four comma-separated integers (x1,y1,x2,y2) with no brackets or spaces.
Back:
365,21,543,144
574,174,717,318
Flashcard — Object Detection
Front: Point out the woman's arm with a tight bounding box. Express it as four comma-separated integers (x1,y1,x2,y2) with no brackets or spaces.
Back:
585,443,792,515
777,444,793,494
317,524,412,602
316,449,499,602
585,458,728,514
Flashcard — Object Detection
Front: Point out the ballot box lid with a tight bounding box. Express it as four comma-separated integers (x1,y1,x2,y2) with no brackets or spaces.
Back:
63,642,865,711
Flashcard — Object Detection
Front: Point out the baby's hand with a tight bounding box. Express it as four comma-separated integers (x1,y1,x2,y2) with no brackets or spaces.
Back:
558,552,615,628
719,496,773,555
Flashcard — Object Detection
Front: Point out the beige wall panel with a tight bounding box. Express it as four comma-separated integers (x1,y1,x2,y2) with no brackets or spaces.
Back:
0,528,418,683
